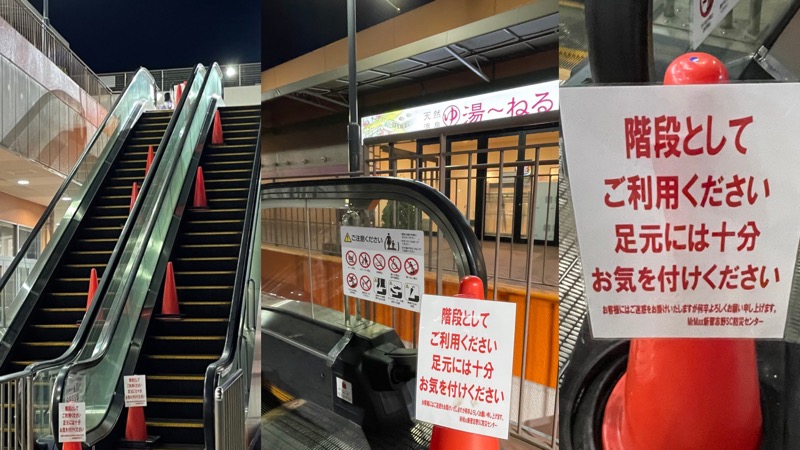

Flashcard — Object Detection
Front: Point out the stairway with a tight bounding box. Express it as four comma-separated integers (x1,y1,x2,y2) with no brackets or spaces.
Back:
0,110,173,375
133,106,259,447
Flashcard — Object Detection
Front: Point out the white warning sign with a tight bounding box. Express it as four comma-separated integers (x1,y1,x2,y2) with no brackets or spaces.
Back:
341,226,425,312
124,375,148,407
336,377,353,404
58,402,86,443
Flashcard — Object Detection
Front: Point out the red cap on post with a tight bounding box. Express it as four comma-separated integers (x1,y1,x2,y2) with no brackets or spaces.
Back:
602,53,762,450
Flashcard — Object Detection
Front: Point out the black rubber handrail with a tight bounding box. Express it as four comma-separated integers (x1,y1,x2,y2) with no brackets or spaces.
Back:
202,119,262,448
0,67,156,294
262,177,488,288
0,65,206,386
49,64,215,443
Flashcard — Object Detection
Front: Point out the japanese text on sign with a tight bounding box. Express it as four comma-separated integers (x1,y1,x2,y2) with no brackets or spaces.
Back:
124,375,148,407
416,294,516,439
58,402,86,443
341,226,425,312
690,0,743,50
561,84,800,338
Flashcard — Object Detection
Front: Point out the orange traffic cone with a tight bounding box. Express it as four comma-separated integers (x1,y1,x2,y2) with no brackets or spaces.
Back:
129,182,139,212
193,167,208,208
159,262,181,317
124,406,148,441
174,83,183,106
62,442,82,450
211,110,224,144
145,145,154,174
429,275,500,450
86,268,98,310
602,53,761,450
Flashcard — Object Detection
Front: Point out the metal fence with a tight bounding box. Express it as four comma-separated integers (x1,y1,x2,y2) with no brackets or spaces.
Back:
100,62,262,93
0,0,112,102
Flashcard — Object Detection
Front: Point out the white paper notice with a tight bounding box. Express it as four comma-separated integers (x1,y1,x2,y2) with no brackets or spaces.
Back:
124,375,148,407
562,83,800,338
341,226,425,312
58,402,86,443
415,294,516,439
690,0,743,50
336,377,353,404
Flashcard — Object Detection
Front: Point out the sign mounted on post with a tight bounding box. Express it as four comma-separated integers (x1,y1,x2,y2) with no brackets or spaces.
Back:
561,83,800,338
690,0,743,50
415,294,516,439
58,402,86,443
124,375,148,407
341,226,425,312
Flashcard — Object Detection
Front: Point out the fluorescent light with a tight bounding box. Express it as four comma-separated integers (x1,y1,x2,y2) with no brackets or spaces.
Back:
62,196,72,201
225,66,236,77
17,180,29,185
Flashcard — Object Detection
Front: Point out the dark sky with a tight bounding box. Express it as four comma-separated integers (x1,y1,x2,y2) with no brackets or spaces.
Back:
263,0,433,71
29,0,259,73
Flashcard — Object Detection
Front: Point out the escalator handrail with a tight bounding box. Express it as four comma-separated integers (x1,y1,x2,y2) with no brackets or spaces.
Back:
261,177,488,288
49,63,222,442
202,126,262,447
0,65,204,385
0,67,157,293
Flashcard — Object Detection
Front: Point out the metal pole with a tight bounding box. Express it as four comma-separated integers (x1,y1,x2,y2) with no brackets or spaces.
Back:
347,0,361,176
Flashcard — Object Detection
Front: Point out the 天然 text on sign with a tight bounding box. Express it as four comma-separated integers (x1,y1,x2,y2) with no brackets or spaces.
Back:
415,294,516,439
561,83,800,338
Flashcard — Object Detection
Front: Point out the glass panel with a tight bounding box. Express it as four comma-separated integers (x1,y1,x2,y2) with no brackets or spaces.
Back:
0,68,156,338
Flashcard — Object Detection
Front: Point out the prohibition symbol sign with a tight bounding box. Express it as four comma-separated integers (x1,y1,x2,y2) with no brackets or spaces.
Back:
388,256,402,273
373,254,386,271
360,275,372,291
404,258,419,276
359,252,371,269
345,250,357,267
346,273,358,288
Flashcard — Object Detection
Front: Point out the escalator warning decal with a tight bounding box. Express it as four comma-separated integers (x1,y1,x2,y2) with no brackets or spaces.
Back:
336,377,354,404
341,225,425,312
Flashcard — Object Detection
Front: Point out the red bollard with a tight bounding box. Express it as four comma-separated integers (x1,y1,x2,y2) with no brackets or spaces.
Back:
601,53,762,450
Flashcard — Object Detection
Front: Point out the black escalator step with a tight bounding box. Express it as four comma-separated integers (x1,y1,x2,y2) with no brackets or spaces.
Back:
146,375,204,397
30,324,79,340
203,177,250,183
147,396,203,419
201,168,251,175
19,341,70,359
143,354,219,373
144,419,204,445
175,302,232,318
149,337,224,357
219,136,256,142
204,151,253,158
148,318,228,336
202,160,252,167
204,187,249,193
207,144,254,149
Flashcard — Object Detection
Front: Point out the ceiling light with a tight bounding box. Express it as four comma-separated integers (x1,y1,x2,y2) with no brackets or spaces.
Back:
17,180,29,185
225,66,236,77
62,196,72,201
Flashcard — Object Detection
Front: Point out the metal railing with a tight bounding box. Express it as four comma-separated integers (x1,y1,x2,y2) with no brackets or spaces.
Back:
100,62,262,93
214,369,246,450
0,376,31,449
0,0,112,102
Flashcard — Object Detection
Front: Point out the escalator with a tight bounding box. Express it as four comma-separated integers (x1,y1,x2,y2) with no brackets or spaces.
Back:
0,110,172,375
133,105,260,446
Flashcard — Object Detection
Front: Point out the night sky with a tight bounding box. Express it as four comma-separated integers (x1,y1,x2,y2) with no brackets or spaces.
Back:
263,0,433,71
28,0,259,73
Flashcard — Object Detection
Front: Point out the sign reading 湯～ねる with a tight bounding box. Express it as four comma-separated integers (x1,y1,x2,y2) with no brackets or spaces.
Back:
341,226,425,312
562,83,800,338
360,80,559,138
415,294,516,439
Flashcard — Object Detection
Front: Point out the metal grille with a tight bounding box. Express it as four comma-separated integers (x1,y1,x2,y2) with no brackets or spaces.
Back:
0,377,31,450
557,146,588,385
214,369,246,450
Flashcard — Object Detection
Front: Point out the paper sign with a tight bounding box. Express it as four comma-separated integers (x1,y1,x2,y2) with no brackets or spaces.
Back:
124,375,147,407
64,374,85,403
341,226,425,312
561,83,800,338
336,377,353,404
690,0,743,49
58,402,86,443
415,294,516,439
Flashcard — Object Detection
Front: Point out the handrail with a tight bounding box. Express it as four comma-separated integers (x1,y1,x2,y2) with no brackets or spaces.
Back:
0,65,204,387
262,177,488,288
50,63,224,444
0,67,154,296
203,125,262,447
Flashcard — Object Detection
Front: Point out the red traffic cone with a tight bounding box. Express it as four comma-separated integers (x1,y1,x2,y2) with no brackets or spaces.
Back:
174,83,183,106
125,406,148,441
62,442,82,450
145,145,154,174
602,53,761,450
159,262,181,317
129,182,139,212
429,275,500,450
193,167,208,208
86,268,98,310
211,110,224,144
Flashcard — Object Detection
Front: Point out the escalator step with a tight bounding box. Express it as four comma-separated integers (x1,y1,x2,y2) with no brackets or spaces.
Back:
145,419,204,445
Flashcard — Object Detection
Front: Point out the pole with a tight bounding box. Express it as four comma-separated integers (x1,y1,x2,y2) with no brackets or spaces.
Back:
347,0,361,176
